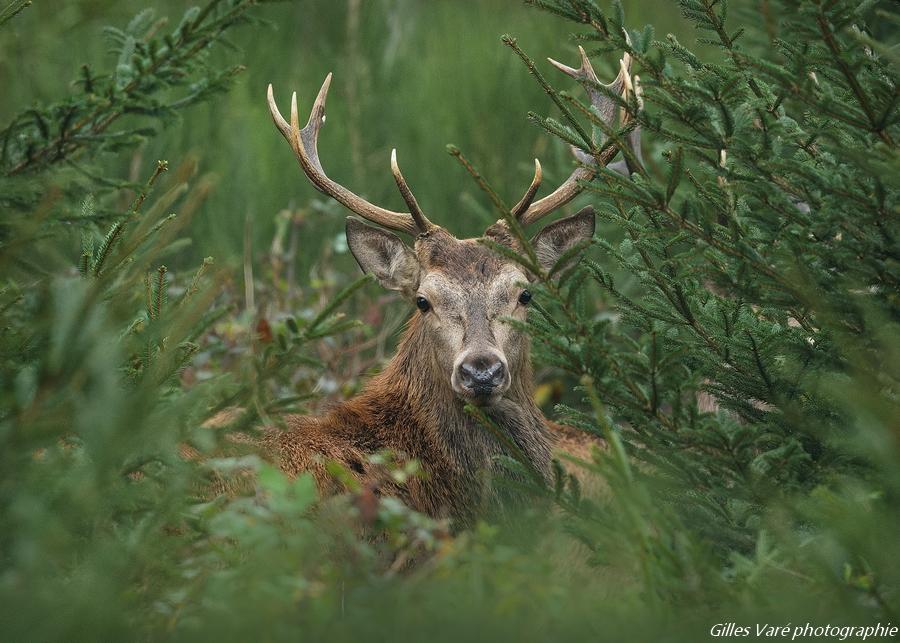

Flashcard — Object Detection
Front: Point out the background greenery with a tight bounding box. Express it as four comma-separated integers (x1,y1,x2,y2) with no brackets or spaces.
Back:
1,0,897,641
0,0,693,412
0,0,687,261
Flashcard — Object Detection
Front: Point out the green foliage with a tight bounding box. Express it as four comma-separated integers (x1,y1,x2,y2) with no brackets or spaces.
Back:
0,0,898,640
1,0,286,180
506,0,899,610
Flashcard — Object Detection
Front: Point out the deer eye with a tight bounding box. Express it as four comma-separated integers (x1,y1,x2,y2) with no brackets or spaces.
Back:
416,296,431,313
518,290,532,305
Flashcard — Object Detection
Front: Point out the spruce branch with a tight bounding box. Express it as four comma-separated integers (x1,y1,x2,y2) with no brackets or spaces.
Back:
446,145,510,214
502,34,594,149
0,0,29,27
1,0,273,177
152,265,167,321
128,160,169,217
91,222,125,277
815,12,894,146
447,144,541,268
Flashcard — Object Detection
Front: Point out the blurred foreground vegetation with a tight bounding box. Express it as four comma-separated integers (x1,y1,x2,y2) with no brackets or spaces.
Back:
1,0,898,641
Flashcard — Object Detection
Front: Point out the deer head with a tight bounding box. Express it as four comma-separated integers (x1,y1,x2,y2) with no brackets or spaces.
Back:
266,47,641,406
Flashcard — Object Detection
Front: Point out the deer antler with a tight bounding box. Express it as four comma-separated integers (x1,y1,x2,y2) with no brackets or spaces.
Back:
505,46,642,227
267,75,436,235
510,158,543,219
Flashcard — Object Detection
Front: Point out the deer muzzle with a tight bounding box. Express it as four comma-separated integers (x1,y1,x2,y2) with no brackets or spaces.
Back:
453,351,509,403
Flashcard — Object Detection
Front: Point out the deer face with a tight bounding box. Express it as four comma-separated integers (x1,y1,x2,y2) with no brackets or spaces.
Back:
346,208,595,406
269,48,634,404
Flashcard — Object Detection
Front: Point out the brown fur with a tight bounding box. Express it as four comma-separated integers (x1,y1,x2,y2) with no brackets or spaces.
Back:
260,213,599,525
262,283,552,522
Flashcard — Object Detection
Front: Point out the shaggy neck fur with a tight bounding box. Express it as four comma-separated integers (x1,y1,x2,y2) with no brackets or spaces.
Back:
366,313,551,483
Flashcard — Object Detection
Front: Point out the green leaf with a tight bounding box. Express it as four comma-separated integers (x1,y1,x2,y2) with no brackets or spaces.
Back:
258,463,288,495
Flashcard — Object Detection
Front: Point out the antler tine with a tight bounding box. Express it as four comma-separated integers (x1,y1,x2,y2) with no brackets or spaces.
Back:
510,158,543,219
267,83,292,142
391,149,436,233
512,46,642,227
267,76,428,236
547,45,601,85
548,46,632,128
518,160,603,227
620,74,644,173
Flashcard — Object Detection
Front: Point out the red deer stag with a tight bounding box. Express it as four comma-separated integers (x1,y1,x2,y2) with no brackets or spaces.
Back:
262,46,642,524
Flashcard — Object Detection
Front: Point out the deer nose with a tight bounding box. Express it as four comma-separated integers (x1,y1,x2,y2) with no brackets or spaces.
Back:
458,354,505,393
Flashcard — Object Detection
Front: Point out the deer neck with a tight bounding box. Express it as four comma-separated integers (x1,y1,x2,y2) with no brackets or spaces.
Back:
369,315,550,477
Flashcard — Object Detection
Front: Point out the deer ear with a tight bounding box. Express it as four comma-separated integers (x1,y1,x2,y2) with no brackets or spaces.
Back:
529,206,595,276
346,217,420,295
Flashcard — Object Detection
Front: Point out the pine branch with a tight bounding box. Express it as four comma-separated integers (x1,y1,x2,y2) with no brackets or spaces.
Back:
1,0,271,177
0,0,30,27
502,34,594,149
815,12,894,146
